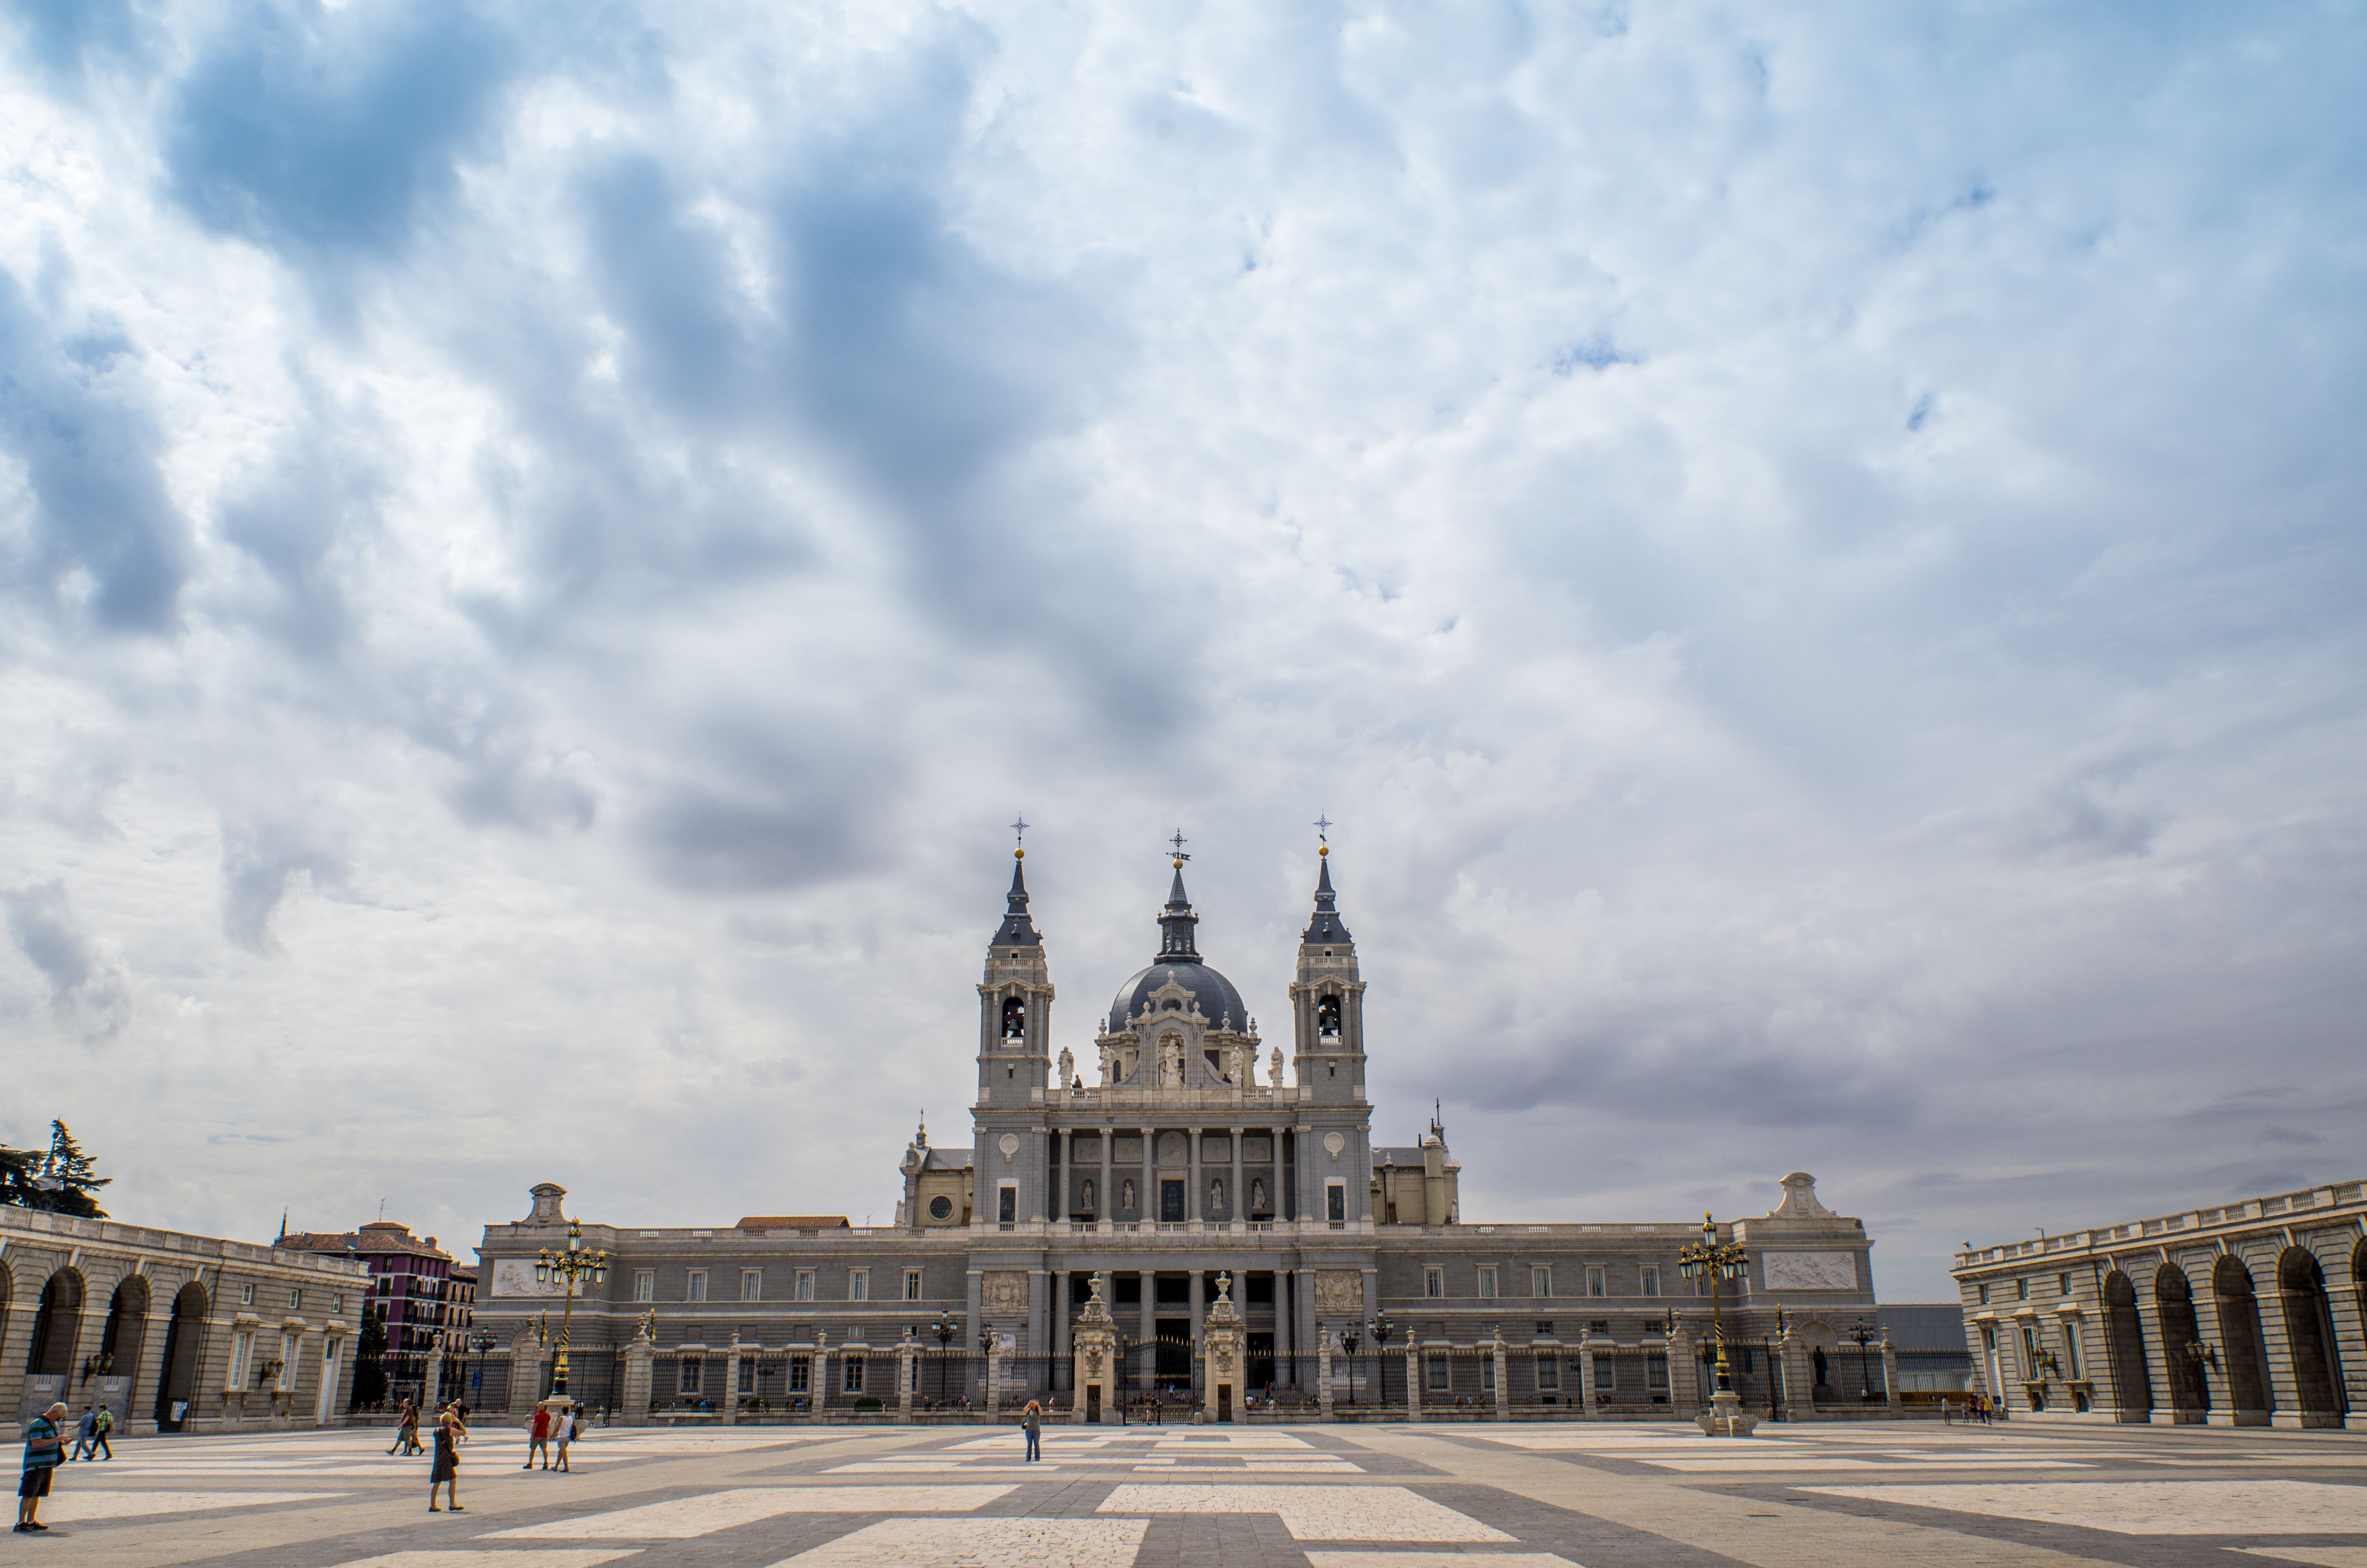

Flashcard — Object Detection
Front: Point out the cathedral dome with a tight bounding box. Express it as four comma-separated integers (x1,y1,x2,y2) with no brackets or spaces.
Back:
1109,960,1250,1035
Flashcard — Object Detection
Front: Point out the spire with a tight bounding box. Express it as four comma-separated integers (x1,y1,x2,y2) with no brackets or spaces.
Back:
992,849,1041,947
1302,843,1353,944
1157,841,1201,960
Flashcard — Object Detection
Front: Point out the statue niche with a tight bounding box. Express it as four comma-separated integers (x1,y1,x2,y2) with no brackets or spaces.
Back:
1158,1034,1184,1088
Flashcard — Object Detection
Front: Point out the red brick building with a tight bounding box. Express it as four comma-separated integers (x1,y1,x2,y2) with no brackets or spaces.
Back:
274,1220,460,1397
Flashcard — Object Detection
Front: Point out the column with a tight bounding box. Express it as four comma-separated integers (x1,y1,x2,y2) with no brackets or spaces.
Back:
1142,1127,1156,1225
897,1335,914,1418
1880,1334,1901,1410
813,1331,829,1417
1666,1323,1697,1419
1189,1269,1205,1344
621,1337,653,1425
2134,1288,2178,1425
1100,1129,1114,1228
2188,1287,2239,1425
1317,1328,1333,1420
1139,1270,1155,1399
721,1331,741,1425
1230,1126,1245,1227
1406,1340,1424,1421
1491,1333,1510,1421
1188,1127,1203,1224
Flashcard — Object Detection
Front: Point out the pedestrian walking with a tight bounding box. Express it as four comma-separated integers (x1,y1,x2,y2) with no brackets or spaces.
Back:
428,1402,467,1513
553,1406,576,1473
91,1407,113,1460
69,1406,98,1462
389,1399,422,1456
16,1401,67,1533
525,1402,553,1470
1021,1400,1043,1463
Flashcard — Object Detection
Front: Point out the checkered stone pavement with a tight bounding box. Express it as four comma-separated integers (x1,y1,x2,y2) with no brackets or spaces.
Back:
20,1418,2367,1567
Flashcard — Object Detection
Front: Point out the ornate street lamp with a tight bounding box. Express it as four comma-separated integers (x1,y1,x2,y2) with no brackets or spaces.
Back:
1677,1211,1750,1396
1844,1318,1879,1402
533,1218,608,1399
1369,1313,1395,1408
932,1312,960,1406
1339,1325,1361,1407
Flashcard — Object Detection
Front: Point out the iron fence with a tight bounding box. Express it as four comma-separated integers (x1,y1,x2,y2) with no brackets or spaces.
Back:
913,1350,987,1412
1694,1342,1780,1414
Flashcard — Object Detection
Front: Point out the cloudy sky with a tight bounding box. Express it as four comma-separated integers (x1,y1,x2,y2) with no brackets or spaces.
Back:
2,1,2361,1301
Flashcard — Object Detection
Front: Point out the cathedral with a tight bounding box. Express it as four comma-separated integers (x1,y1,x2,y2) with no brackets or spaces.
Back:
474,838,1880,1418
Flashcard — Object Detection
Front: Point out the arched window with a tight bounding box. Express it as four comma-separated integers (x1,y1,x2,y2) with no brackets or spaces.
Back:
1000,995,1026,1041
1317,994,1341,1038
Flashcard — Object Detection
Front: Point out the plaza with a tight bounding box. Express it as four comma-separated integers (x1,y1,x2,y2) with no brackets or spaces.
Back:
19,1417,2367,1566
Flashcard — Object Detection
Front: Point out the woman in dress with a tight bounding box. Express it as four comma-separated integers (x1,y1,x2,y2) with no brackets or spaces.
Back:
428,1402,468,1512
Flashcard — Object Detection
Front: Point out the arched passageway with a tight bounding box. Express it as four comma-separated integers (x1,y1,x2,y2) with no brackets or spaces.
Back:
2101,1271,2152,1419
2277,1247,2348,1423
98,1277,150,1394
152,1282,208,1431
2214,1254,2273,1420
25,1270,84,1376
2155,1265,2210,1418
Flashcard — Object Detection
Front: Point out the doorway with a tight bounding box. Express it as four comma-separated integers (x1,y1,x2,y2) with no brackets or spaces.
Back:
1160,1180,1184,1222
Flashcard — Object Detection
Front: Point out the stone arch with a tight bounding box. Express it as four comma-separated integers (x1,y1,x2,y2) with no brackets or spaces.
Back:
1000,994,1026,1040
152,1281,209,1430
1316,992,1342,1038
98,1274,151,1397
2276,1246,2348,1422
25,1268,85,1376
2155,1264,2210,1416
0,1257,13,1370
2213,1253,2272,1419
2101,1270,2152,1418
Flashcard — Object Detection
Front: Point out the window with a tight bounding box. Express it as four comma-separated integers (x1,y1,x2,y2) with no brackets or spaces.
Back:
241,1282,256,1307
278,1333,299,1391
2020,1324,2041,1376
2016,1278,2029,1301
2062,1322,2084,1380
927,1195,953,1221
905,1269,924,1302
1977,1283,1990,1305
1640,1267,1660,1298
789,1357,811,1392
635,1270,655,1303
332,1293,342,1312
843,1358,865,1393
1326,1182,1346,1223
680,1358,703,1395
1424,1268,1444,1299
1481,1355,1496,1391
1426,1357,1448,1393
1477,1266,1498,1299
1594,1353,1615,1392
290,1289,302,1311
998,1185,1017,1226
849,1270,868,1302
1536,1354,1560,1391
1531,1267,1551,1297
2057,1273,2071,1295
686,1270,708,1303
739,1361,755,1395
229,1331,255,1390
796,1270,816,1302
742,1270,762,1302
1586,1267,1607,1298
1646,1353,1669,1394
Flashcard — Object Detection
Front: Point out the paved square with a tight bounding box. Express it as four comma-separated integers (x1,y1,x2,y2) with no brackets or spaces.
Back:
21,1418,2367,1567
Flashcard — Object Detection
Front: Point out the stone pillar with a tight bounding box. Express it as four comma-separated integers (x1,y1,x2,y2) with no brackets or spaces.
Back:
721,1331,741,1425
1189,1268,1206,1345
1138,1269,1155,1386
511,1344,546,1421
423,1343,443,1413
1406,1340,1424,1422
1666,1323,1698,1419
1099,1130,1114,1228
1780,1330,1818,1423
622,1338,653,1425
1576,1337,1598,1414
812,1331,829,1418
1491,1331,1510,1421
897,1334,915,1418
1230,1126,1245,1227
1880,1334,1901,1410
1317,1331,1333,1420
1072,1275,1118,1423
1202,1272,1246,1422
1141,1126,1156,1225
1188,1126,1203,1225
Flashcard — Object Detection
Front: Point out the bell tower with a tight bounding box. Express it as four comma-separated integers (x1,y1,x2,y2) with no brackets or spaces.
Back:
977,836,1053,1107
1290,836,1365,1104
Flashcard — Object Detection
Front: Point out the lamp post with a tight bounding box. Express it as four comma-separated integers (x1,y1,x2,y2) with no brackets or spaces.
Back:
532,1218,608,1400
1677,1212,1750,1396
931,1312,959,1407
1340,1326,1361,1407
1844,1319,1878,1403
1370,1313,1395,1408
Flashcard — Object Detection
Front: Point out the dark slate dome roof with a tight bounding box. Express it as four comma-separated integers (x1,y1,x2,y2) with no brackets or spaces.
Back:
1110,960,1249,1035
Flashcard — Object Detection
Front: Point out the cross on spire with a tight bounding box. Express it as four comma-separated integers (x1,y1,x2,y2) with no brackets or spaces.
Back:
1169,829,1190,866
1010,814,1029,846
1313,813,1332,843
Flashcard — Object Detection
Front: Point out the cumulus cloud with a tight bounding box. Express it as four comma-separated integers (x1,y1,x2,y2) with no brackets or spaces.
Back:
0,0,2360,1290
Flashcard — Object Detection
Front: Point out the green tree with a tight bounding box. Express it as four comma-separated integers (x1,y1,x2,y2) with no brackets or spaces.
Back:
351,1304,390,1409
0,1143,42,1208
34,1120,109,1217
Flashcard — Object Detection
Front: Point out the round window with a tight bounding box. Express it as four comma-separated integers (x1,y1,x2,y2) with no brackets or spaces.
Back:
928,1196,953,1220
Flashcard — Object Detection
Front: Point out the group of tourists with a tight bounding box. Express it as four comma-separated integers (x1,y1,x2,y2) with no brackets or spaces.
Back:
1943,1392,2001,1423
383,1393,586,1511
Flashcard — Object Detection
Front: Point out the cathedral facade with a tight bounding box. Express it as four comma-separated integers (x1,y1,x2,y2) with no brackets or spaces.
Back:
473,843,1881,1418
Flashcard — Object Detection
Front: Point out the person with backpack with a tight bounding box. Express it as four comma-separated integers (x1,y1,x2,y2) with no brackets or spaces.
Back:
69,1407,98,1462
552,1406,576,1473
90,1407,113,1461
